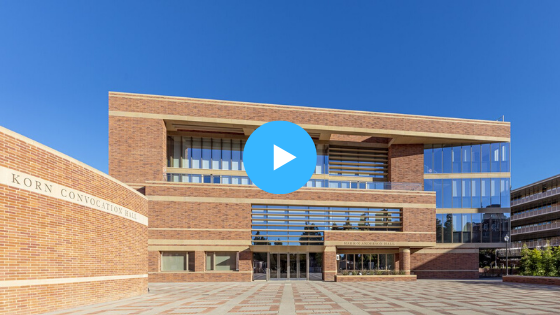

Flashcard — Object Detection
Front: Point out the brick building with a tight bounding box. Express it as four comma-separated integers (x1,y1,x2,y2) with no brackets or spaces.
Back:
108,91,511,281
510,174,560,249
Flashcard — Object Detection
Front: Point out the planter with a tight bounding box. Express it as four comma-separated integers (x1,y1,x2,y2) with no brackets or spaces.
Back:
335,275,417,282
503,275,560,286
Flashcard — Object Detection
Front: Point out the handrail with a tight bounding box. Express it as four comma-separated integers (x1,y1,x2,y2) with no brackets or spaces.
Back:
512,205,560,221
511,222,560,235
511,188,560,206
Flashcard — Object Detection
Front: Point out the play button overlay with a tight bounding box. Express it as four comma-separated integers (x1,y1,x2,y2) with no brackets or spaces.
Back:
273,145,296,170
244,121,317,194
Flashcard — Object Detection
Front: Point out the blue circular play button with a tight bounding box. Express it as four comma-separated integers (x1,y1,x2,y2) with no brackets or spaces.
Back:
244,121,317,194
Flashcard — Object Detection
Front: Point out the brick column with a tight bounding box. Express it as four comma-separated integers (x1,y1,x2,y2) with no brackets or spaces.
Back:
400,248,411,275
323,247,337,281
195,251,206,272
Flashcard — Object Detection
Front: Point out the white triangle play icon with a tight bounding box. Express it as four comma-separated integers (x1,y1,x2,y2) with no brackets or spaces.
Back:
273,145,296,171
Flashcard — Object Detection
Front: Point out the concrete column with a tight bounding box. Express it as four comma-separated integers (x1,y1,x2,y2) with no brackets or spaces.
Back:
400,248,411,275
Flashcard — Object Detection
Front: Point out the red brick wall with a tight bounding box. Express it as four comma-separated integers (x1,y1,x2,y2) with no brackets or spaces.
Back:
109,116,166,183
503,276,560,286
0,127,148,315
411,251,479,279
108,92,510,139
389,144,425,187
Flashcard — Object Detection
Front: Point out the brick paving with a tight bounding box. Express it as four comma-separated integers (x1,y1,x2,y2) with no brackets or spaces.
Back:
42,280,560,315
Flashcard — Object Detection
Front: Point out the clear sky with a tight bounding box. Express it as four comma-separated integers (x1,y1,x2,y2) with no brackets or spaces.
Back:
1,1,559,189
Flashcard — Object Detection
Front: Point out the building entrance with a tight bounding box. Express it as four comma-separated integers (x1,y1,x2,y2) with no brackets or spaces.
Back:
252,252,322,281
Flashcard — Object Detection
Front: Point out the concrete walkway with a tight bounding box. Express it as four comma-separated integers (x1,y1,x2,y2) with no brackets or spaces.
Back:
42,280,560,315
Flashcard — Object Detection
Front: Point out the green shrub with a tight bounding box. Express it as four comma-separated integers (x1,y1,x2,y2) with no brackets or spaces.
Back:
519,243,560,277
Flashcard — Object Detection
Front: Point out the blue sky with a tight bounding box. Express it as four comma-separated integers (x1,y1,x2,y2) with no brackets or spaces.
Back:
1,1,559,189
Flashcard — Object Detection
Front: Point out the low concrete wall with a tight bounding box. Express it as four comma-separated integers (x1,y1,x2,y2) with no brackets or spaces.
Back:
335,275,417,282
503,275,560,286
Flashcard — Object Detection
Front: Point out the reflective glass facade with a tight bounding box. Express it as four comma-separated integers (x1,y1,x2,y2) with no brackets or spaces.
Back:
424,178,510,208
251,205,402,245
435,213,510,243
424,143,510,174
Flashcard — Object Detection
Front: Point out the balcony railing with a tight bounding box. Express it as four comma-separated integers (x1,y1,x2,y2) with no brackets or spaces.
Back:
510,238,560,250
166,173,423,191
511,222,560,236
511,205,560,221
511,187,560,206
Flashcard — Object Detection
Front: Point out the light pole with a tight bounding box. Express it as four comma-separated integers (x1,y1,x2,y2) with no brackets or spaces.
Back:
504,235,510,276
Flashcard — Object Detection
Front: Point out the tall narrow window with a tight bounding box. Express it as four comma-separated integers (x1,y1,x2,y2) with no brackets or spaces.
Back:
192,138,202,169
222,139,231,170
462,179,471,208
182,137,191,168
491,178,500,206
201,138,211,169
453,213,462,243
471,145,481,173
501,179,510,208
443,214,453,243
471,178,481,208
481,179,491,208
462,214,472,243
481,144,491,172
211,139,221,169
452,146,461,173
443,147,452,173
424,147,433,173
232,140,241,170
433,146,443,173
491,143,500,172
452,179,461,208
472,213,482,243
500,143,510,172
443,179,452,208
462,146,471,173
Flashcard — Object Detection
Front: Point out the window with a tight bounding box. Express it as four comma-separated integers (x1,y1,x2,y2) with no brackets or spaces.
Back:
424,147,433,173
481,144,491,172
471,145,481,173
161,252,194,272
501,143,510,172
462,146,471,173
443,147,452,173
338,253,395,273
491,143,500,172
452,146,461,173
433,146,443,173
206,252,238,271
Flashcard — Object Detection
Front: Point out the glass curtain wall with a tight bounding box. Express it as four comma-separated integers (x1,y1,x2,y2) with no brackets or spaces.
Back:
435,213,510,243
424,178,510,208
424,143,510,174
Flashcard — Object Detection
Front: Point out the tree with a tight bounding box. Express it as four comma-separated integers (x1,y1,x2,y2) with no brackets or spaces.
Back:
542,242,557,277
530,248,544,276
518,244,531,276
299,222,322,245
252,231,270,246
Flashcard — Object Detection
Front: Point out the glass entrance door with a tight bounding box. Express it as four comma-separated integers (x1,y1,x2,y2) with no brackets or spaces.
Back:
298,253,307,280
267,253,309,280
279,254,288,279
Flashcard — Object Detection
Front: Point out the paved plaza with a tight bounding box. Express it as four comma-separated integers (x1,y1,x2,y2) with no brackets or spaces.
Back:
43,280,560,315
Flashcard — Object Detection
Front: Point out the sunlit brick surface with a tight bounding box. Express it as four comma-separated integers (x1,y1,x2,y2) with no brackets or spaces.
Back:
42,280,560,315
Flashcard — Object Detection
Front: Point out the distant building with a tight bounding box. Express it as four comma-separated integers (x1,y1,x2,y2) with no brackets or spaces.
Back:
511,174,560,248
